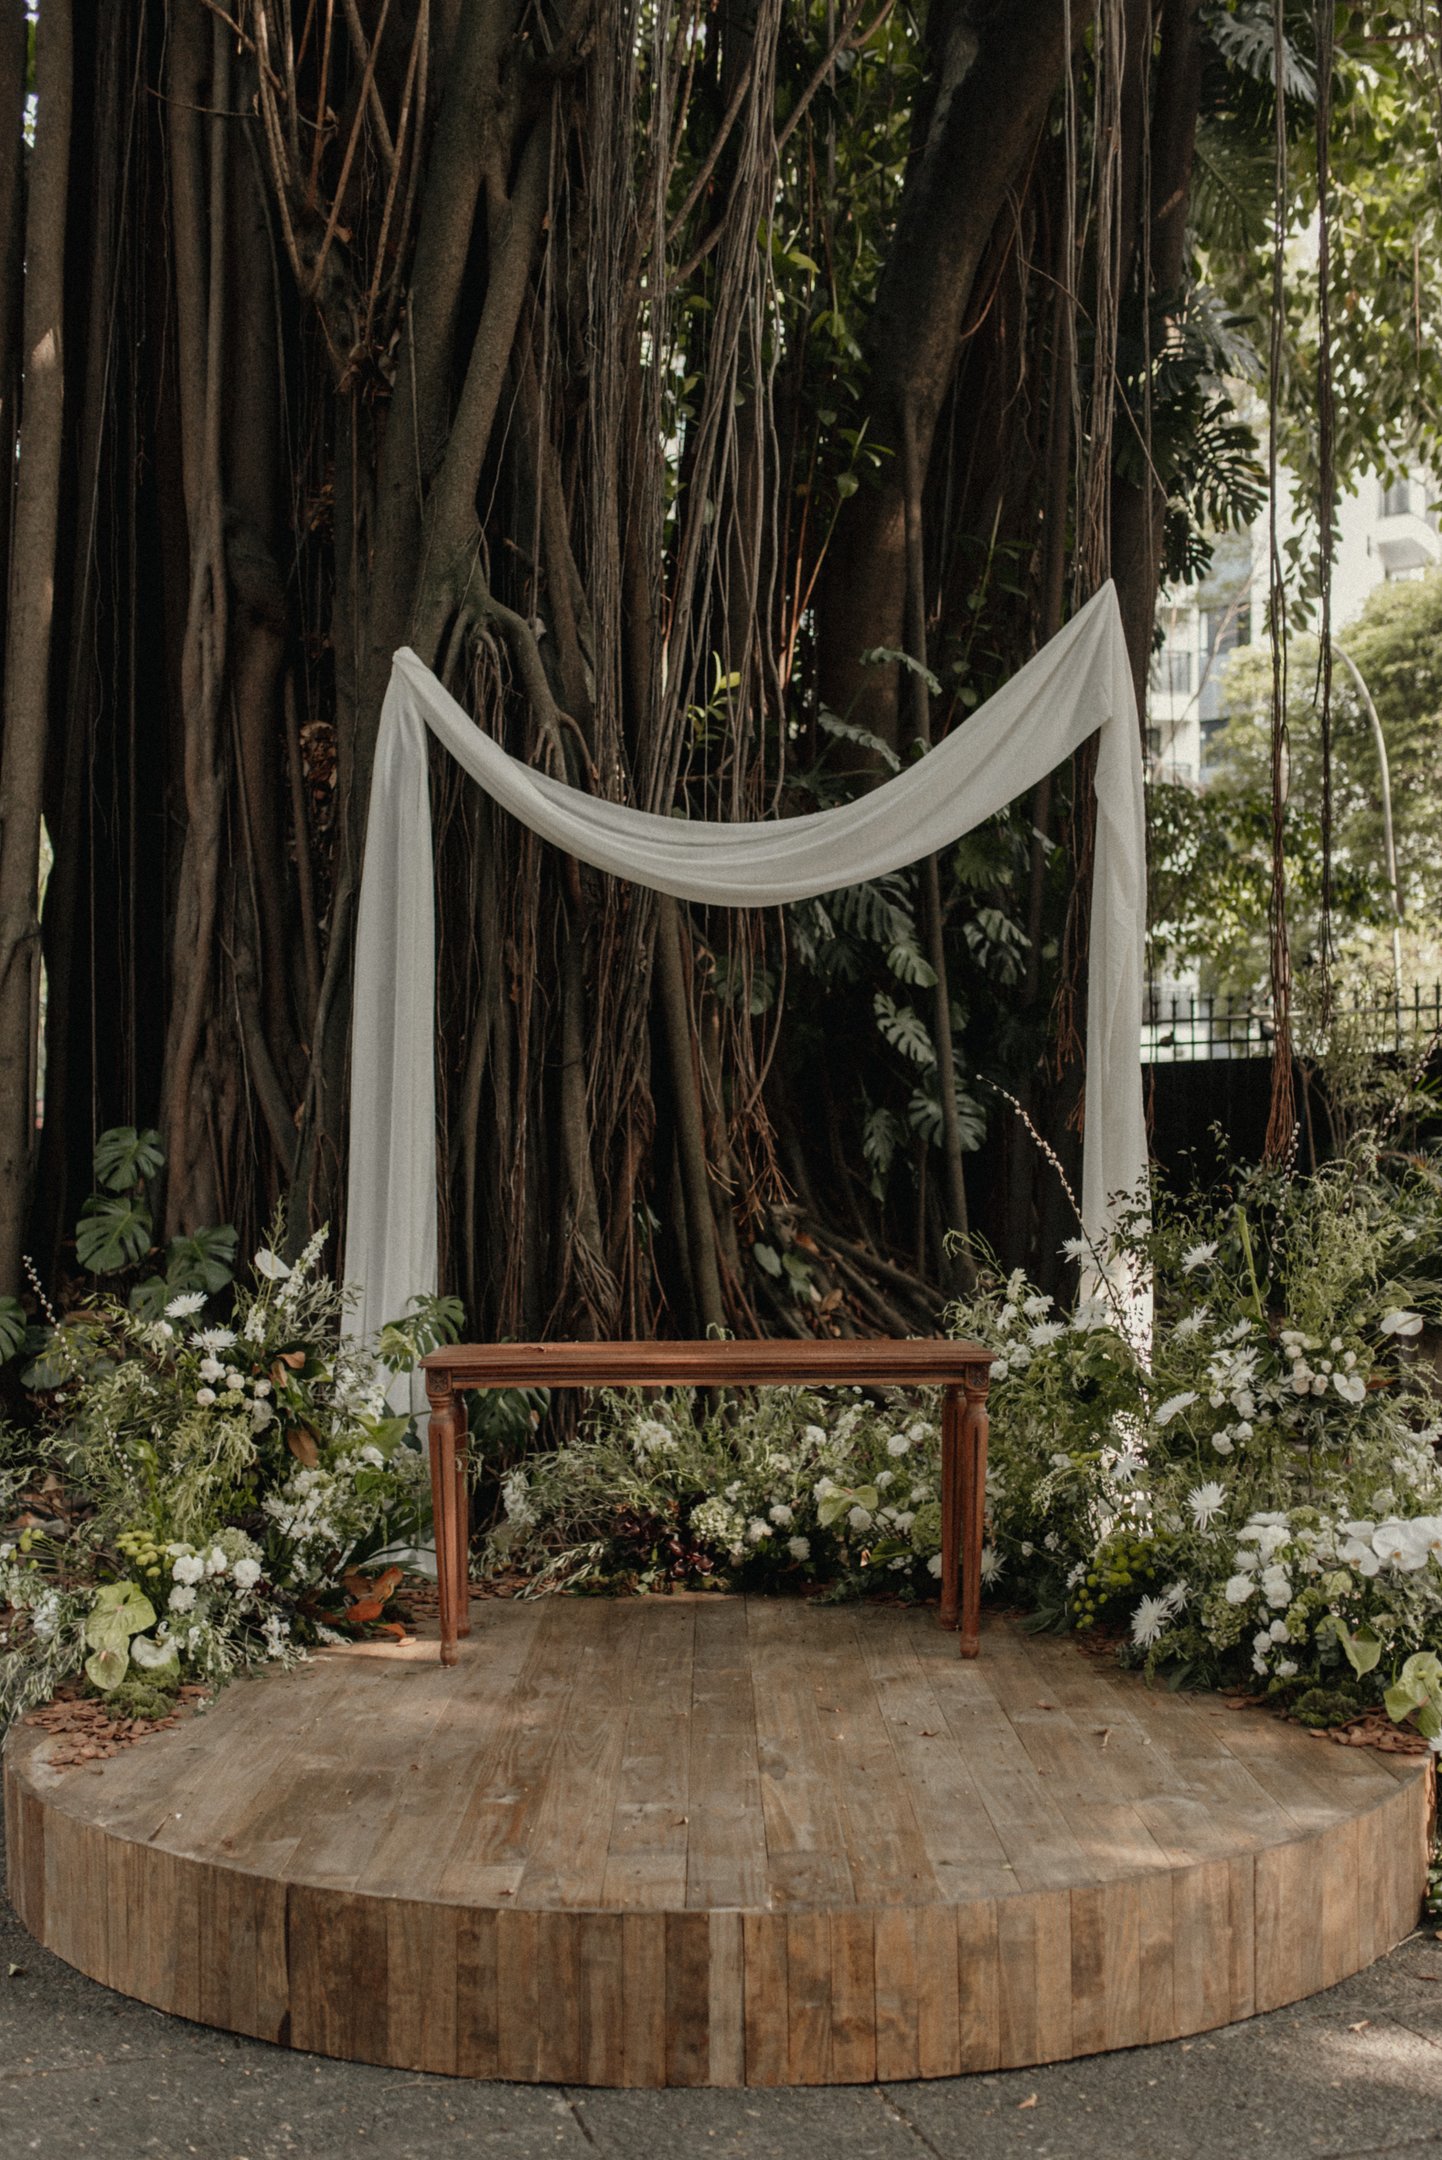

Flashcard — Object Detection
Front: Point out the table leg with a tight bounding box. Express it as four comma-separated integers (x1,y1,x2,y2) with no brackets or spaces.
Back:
939,1384,961,1631
959,1366,990,1659
427,1390,462,1668
454,1408,472,1640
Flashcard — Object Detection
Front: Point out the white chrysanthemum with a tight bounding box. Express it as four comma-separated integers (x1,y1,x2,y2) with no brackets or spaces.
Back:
165,1290,206,1318
1187,1481,1225,1532
231,1557,262,1592
1154,1391,1198,1428
1028,1321,1065,1348
192,1326,237,1354
1130,1594,1169,1648
787,1535,810,1562
768,1503,794,1527
1022,1293,1052,1320
847,1505,873,1533
1181,1241,1218,1273
886,1433,912,1457
979,1546,1003,1585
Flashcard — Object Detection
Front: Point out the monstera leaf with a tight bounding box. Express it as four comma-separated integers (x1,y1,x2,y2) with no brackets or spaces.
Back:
76,1193,153,1274
92,1126,165,1193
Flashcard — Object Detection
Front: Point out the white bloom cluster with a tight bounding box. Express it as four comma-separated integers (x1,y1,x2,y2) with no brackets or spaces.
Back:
1279,1329,1366,1406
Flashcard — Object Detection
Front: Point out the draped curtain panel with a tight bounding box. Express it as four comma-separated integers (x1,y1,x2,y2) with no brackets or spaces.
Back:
344,580,1147,1348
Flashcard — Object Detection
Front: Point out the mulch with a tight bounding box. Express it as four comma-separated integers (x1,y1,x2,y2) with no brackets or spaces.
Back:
23,1682,211,1770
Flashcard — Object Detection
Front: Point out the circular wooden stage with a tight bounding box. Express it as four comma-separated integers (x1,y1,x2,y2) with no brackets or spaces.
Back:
3,1599,1431,2086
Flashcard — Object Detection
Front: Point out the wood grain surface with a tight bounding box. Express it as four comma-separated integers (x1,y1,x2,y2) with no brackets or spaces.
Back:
3,1602,1431,2086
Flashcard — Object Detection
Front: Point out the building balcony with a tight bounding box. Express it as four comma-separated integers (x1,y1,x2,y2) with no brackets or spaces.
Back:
1372,511,1442,576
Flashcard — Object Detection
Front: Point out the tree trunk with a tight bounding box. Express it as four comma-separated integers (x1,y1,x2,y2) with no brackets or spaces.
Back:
0,0,73,1296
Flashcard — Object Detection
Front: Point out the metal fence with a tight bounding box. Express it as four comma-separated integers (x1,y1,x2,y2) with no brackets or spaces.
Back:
1142,983,1442,1063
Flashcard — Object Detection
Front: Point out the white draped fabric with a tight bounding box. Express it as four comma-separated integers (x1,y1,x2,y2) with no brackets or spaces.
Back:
344,579,1147,1349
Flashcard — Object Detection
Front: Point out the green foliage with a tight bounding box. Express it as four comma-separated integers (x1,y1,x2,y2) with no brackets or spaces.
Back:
0,1228,442,1721
1181,569,1442,987
486,1387,948,1601
76,1192,153,1275
91,1127,165,1193
0,1295,25,1362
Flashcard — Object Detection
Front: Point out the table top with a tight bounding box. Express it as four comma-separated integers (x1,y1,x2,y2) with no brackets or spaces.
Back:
422,1337,994,1390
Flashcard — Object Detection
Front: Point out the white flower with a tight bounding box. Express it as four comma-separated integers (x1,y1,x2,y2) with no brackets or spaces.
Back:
1028,1321,1065,1347
927,1554,943,1577
747,1517,771,1544
165,1290,206,1318
205,1546,228,1576
1154,1391,1198,1428
769,1502,794,1527
1268,1618,1290,1642
198,1355,226,1384
1332,1370,1366,1405
171,1554,205,1586
1174,1307,1210,1340
130,1634,178,1672
633,1417,674,1457
847,1505,874,1533
1223,1574,1255,1604
231,1557,262,1592
1188,1481,1225,1532
1181,1241,1218,1273
254,1247,292,1281
168,1585,197,1613
886,1433,912,1457
251,1375,271,1396
1061,1236,1090,1262
243,1306,267,1343
1373,1520,1431,1572
358,1444,385,1469
802,1425,827,1450
193,1326,236,1353
1130,1594,1169,1649
979,1547,1003,1585
1276,1658,1298,1678
251,1400,275,1432
1023,1293,1052,1320
787,1536,811,1562
195,1386,216,1407
990,1357,1010,1382
141,1321,174,1350
1380,1309,1424,1338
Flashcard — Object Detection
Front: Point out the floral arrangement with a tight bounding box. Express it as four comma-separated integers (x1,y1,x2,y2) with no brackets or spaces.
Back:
949,1140,1442,1739
487,1133,1442,1746
1,1213,458,1724
488,1384,948,1600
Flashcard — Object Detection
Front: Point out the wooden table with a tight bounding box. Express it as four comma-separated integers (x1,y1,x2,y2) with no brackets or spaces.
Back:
421,1337,995,1667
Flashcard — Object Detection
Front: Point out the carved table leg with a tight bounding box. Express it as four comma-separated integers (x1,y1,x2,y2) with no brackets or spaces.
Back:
454,1403,472,1640
939,1384,962,1631
426,1379,463,1667
959,1363,990,1659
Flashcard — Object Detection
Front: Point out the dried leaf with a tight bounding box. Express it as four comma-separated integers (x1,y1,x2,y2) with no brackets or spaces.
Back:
286,1427,320,1468
1017,2093,1038,2109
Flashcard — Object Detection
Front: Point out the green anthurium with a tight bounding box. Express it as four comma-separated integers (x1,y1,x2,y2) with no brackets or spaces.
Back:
84,1643,130,1692
1333,1620,1382,1677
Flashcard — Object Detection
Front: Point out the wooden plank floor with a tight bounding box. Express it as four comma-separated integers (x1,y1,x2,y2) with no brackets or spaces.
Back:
4,1601,1431,2086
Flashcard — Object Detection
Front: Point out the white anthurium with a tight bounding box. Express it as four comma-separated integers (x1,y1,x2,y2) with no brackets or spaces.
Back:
1379,1309,1424,1338
253,1248,292,1281
129,1634,179,1672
